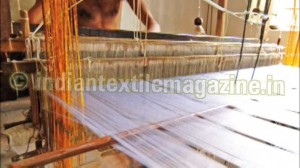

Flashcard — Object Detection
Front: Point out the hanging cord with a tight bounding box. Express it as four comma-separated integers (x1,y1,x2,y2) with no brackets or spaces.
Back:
142,0,150,80
143,1,149,58
198,0,201,17
251,0,272,79
31,21,44,37
138,0,143,40
69,0,84,9
218,8,229,56
205,2,210,33
135,0,144,56
202,0,274,24
16,0,21,11
210,2,213,34
202,0,243,21
235,0,252,83
133,0,138,39
194,0,206,35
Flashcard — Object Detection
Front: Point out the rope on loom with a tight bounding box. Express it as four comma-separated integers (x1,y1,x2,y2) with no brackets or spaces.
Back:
69,0,85,9
133,0,138,39
202,0,243,20
205,2,210,33
142,0,150,58
132,0,146,57
138,0,142,39
16,0,21,11
198,0,201,17
25,38,32,59
201,0,274,24
142,0,149,64
31,22,44,37
137,0,145,56
210,2,213,34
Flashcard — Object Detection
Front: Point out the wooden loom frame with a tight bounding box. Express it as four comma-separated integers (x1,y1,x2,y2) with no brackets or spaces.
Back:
2,30,284,168
1,1,289,166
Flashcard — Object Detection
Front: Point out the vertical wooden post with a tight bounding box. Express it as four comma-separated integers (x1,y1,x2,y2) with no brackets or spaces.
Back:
20,10,31,38
20,9,40,128
29,75,41,129
0,0,11,40
215,0,228,36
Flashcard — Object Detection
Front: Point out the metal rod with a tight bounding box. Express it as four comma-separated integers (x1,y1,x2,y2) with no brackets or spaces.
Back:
235,0,252,83
251,0,272,79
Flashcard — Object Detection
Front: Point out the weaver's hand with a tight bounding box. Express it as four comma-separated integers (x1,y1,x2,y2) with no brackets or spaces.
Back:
147,22,161,33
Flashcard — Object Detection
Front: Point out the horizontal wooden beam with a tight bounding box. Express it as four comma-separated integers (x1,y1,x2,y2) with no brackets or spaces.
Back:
1,52,282,75
11,136,116,168
1,59,46,75
0,39,27,53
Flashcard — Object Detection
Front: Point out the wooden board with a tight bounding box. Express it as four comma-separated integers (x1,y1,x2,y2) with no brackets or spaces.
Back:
164,117,299,168
201,107,299,154
235,102,299,129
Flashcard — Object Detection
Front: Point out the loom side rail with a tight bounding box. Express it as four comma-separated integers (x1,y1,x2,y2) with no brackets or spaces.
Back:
10,137,116,168
1,60,46,75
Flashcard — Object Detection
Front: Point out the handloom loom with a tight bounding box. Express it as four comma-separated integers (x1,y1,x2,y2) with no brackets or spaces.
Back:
1,0,299,168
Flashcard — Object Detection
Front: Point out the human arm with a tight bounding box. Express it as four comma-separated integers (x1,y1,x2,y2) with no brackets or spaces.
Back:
28,0,43,24
127,0,160,32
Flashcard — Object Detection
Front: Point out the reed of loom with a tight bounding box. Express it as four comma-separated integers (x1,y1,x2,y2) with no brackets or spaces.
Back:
56,37,283,81
8,36,283,78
